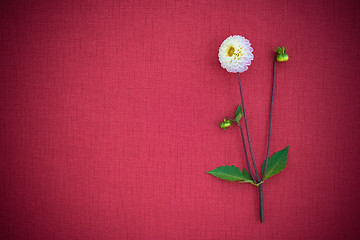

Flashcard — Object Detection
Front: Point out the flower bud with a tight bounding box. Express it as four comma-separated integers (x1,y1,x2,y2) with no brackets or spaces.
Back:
220,120,231,129
275,46,289,62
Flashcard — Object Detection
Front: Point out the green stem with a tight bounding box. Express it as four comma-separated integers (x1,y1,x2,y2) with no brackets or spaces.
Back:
237,73,261,183
225,117,257,184
258,184,264,223
262,55,277,180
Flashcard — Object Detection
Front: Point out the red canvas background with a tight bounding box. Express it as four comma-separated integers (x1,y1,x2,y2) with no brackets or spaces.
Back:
1,0,360,239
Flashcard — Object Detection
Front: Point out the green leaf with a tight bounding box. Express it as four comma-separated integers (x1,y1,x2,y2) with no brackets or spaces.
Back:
241,168,254,183
207,165,253,183
234,104,243,123
261,146,289,180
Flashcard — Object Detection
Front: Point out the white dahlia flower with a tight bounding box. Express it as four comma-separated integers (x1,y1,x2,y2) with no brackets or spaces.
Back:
218,35,254,73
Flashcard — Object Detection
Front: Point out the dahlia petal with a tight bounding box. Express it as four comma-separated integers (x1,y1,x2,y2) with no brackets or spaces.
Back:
218,35,254,73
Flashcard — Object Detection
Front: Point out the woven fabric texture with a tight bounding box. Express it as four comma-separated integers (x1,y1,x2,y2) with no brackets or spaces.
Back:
1,0,360,239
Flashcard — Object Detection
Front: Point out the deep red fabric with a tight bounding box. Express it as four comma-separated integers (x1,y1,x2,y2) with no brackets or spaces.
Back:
1,0,360,239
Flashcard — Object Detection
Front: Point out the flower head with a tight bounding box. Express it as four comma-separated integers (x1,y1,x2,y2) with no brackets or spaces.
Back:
218,35,254,73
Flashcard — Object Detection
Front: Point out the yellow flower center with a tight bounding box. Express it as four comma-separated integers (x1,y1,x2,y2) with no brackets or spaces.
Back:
227,46,235,57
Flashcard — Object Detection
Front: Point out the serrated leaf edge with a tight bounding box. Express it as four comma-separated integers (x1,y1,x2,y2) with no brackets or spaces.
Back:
261,146,289,180
206,165,255,184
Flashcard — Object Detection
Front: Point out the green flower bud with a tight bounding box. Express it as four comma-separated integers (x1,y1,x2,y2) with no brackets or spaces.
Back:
275,46,289,62
219,121,231,129
276,53,289,62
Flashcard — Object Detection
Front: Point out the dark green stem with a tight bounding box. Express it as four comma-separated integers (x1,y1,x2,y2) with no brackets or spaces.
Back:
238,73,264,223
238,124,257,183
237,73,261,182
258,184,264,223
224,117,257,183
262,55,277,180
